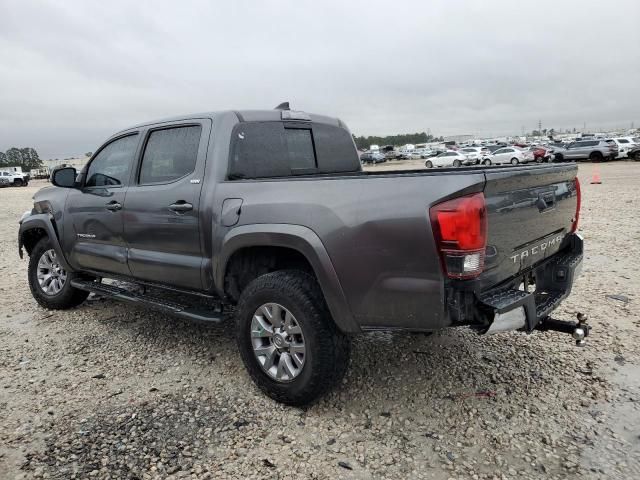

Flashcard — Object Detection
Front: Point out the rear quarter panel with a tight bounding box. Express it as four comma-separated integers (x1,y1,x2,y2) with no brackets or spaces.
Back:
213,171,485,330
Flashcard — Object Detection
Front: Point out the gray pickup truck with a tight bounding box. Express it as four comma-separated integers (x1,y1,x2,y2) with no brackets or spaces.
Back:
18,105,585,405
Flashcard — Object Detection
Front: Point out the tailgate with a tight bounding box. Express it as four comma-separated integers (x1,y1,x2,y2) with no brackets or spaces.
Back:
479,164,579,290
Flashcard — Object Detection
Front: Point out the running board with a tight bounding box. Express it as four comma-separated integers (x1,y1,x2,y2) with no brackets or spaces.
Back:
70,279,226,323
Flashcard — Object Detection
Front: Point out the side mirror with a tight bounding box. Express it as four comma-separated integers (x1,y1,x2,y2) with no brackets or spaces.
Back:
51,167,77,188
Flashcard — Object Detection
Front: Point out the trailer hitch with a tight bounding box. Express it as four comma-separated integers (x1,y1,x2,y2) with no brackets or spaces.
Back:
536,313,590,347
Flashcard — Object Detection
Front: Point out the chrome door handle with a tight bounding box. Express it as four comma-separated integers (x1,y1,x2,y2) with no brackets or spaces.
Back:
105,201,122,211
169,202,193,212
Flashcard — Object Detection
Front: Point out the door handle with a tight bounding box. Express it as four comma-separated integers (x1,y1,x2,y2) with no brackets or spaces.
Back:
105,201,122,211
169,201,193,213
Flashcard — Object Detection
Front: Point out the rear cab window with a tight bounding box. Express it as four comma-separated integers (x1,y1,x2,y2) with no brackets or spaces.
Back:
228,121,359,179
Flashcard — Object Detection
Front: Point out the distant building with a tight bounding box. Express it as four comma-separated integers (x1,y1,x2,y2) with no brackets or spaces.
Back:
43,156,90,172
442,134,474,144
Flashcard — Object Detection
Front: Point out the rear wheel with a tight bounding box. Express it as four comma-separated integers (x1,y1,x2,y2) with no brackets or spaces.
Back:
425,160,433,168
453,160,462,167
510,158,519,165
28,237,89,309
14,178,23,187
235,270,350,406
634,151,640,161
554,153,564,162
589,151,603,162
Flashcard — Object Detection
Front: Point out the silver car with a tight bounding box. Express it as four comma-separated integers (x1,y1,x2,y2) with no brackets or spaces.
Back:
558,139,618,162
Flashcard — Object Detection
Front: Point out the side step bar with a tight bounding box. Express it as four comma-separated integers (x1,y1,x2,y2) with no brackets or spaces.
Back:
70,279,227,323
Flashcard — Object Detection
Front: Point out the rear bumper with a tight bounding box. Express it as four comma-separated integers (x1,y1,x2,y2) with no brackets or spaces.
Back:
451,234,583,333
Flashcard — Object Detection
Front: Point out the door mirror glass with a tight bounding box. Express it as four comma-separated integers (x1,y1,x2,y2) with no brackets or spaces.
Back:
51,167,77,188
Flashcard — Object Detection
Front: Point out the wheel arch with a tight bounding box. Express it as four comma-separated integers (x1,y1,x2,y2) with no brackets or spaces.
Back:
217,224,359,333
19,214,72,271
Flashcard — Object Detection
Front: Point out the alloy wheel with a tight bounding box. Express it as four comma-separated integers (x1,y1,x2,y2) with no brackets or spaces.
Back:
250,303,306,382
37,249,67,295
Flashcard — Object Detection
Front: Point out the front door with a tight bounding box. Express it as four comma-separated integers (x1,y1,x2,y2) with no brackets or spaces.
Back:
122,120,210,291
64,133,140,275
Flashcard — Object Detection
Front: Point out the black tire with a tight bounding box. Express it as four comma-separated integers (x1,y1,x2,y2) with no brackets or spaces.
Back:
453,160,462,167
483,159,492,165
14,178,23,187
589,151,603,162
235,270,350,406
28,237,89,309
510,157,519,165
554,153,563,162
425,160,433,168
634,151,640,161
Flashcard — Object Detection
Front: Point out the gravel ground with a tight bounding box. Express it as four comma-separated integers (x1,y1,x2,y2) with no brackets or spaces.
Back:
1,162,639,479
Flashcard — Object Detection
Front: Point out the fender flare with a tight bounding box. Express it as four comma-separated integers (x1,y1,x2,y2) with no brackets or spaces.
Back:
18,214,73,272
217,224,360,333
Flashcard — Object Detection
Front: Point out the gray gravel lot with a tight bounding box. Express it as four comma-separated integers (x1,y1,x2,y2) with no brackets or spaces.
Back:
1,162,639,479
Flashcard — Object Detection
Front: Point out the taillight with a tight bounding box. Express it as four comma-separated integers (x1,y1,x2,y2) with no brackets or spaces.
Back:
430,192,488,279
571,177,581,233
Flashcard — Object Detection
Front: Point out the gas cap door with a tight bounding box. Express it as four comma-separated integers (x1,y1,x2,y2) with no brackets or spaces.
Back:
221,198,243,227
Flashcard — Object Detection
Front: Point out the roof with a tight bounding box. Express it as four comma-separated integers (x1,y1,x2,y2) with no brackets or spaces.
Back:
123,109,343,131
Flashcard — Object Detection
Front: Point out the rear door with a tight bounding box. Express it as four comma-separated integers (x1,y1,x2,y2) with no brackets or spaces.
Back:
65,133,140,275
121,119,211,290
478,164,579,289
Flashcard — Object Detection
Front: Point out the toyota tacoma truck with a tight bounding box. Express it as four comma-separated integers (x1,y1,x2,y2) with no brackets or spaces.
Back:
18,104,585,405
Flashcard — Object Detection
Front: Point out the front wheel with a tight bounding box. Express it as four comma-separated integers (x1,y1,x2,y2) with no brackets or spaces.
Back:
453,160,462,167
425,160,433,168
235,270,350,406
28,237,89,309
510,158,519,165
483,159,492,165
634,151,640,161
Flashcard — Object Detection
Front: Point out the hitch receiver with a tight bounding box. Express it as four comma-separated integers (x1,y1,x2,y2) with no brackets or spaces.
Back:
536,313,590,347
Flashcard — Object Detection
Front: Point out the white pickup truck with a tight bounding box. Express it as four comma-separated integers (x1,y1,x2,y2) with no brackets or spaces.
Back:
0,167,30,186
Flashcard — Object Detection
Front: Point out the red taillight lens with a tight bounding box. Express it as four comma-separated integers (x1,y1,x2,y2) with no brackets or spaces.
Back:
430,192,488,279
571,177,581,233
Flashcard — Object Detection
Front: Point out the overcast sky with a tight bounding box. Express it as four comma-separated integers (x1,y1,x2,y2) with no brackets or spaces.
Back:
1,0,639,158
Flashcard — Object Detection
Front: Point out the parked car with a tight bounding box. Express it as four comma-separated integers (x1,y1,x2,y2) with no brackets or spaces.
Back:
425,151,468,168
628,144,640,161
554,139,617,162
611,137,635,159
459,147,487,165
360,151,386,164
0,174,11,187
0,168,30,186
482,146,534,165
529,145,553,163
18,106,584,406
384,150,400,160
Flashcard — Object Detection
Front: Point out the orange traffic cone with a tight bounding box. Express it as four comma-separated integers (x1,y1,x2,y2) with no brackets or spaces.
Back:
590,166,602,184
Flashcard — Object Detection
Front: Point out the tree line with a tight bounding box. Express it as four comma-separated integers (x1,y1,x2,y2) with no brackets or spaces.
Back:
0,147,43,171
352,132,444,151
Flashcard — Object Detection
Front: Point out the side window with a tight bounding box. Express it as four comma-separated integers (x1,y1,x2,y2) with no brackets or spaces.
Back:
139,125,202,184
494,149,505,154
85,134,138,187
